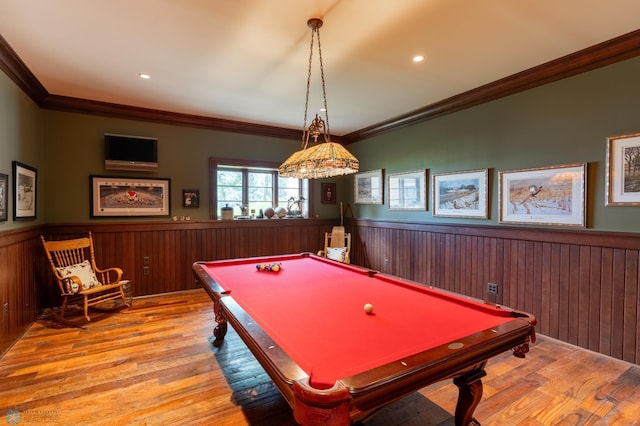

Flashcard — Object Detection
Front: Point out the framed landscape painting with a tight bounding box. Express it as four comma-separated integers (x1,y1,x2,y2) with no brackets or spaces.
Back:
499,163,586,227
354,169,384,205
433,169,488,218
606,132,640,206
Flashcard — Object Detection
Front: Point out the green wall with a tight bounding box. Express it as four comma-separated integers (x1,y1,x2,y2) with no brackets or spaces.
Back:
41,112,345,223
2,55,640,231
347,56,640,232
0,72,44,230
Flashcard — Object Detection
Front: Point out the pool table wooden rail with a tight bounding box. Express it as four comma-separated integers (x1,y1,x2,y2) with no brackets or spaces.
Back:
192,255,536,426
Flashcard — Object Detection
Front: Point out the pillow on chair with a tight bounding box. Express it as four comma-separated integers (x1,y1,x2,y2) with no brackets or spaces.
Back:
326,247,347,263
56,260,101,293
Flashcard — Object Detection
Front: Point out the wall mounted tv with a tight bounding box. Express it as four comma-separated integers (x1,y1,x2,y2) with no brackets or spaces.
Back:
104,134,158,171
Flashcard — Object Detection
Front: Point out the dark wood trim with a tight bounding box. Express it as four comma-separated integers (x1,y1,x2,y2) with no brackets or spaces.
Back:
340,29,640,143
347,219,640,250
2,29,640,143
0,225,44,249
44,218,336,234
41,94,304,141
0,34,47,103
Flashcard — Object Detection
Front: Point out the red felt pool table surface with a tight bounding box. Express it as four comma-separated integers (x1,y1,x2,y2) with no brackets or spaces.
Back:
197,253,525,388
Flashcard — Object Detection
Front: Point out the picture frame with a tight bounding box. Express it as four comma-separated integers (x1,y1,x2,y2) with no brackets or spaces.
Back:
0,173,7,221
182,189,199,208
388,170,427,210
12,161,37,220
605,132,640,206
433,169,488,219
354,169,384,205
499,163,586,227
90,175,171,217
321,183,336,204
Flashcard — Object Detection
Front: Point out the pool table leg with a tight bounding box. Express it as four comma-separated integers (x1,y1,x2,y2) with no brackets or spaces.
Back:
453,367,487,426
212,300,228,347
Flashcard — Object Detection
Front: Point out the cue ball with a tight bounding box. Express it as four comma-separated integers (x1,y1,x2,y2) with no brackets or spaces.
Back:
363,303,374,314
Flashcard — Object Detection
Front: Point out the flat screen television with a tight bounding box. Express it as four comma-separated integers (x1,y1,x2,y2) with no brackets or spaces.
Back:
104,134,158,171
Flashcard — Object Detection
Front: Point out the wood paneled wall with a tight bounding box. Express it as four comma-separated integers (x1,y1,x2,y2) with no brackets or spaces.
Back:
347,219,640,365
43,219,338,298
2,218,639,366
0,226,44,356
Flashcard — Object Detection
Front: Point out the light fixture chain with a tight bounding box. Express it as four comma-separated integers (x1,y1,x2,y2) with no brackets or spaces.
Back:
315,26,331,139
302,26,316,148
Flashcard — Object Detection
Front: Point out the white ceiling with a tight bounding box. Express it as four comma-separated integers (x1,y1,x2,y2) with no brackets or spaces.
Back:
1,0,640,136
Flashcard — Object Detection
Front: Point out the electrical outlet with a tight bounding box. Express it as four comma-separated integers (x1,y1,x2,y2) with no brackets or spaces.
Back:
143,266,150,275
487,283,498,294
143,256,150,266
3,303,8,316
384,258,389,267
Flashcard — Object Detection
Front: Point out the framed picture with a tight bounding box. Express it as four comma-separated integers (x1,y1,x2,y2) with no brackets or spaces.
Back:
12,161,37,220
90,175,171,217
499,163,586,227
388,170,427,210
183,189,199,208
433,169,488,218
321,183,336,204
0,173,7,221
606,132,640,206
354,169,384,205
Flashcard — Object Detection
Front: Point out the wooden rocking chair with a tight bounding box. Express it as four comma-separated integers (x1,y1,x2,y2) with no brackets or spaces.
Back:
318,226,351,264
41,232,129,321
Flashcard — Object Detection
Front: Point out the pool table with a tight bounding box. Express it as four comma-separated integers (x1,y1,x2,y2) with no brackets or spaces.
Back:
192,253,535,425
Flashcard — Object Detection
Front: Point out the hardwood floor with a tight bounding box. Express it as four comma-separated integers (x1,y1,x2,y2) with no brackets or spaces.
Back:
1,289,639,425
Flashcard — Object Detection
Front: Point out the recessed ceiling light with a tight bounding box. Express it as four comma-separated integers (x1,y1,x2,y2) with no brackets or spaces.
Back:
412,55,424,63
139,73,151,79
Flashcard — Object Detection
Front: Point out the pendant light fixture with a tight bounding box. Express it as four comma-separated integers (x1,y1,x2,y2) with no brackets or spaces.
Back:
278,18,359,179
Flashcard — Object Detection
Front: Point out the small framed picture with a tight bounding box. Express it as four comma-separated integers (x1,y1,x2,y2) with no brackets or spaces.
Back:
499,163,586,227
433,169,488,219
388,170,427,210
321,183,336,204
183,189,200,208
12,161,37,220
355,169,384,205
0,173,7,221
606,132,640,206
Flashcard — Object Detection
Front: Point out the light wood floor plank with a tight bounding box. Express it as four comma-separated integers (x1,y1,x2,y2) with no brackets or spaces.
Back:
1,289,639,425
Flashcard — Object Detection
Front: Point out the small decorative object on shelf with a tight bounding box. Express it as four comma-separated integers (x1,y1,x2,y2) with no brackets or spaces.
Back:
286,196,305,217
221,204,234,220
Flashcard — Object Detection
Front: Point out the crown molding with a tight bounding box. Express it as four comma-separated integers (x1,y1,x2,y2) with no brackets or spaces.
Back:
2,30,640,144
0,34,47,102
341,29,640,144
40,94,304,141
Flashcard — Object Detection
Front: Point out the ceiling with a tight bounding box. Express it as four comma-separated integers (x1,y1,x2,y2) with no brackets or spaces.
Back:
2,0,640,138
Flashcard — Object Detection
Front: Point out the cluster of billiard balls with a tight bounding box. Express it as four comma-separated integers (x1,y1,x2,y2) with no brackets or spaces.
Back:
256,262,282,272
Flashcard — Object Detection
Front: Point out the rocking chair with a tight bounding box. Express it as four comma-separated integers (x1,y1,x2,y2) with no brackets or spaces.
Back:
318,226,351,264
41,232,129,321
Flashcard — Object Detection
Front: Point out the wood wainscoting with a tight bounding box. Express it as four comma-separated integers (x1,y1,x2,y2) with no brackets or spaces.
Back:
347,219,640,365
43,219,338,299
0,226,46,356
1,219,337,356
2,218,639,366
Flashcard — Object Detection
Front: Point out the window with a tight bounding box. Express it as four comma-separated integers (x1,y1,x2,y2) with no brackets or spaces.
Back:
211,158,309,219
